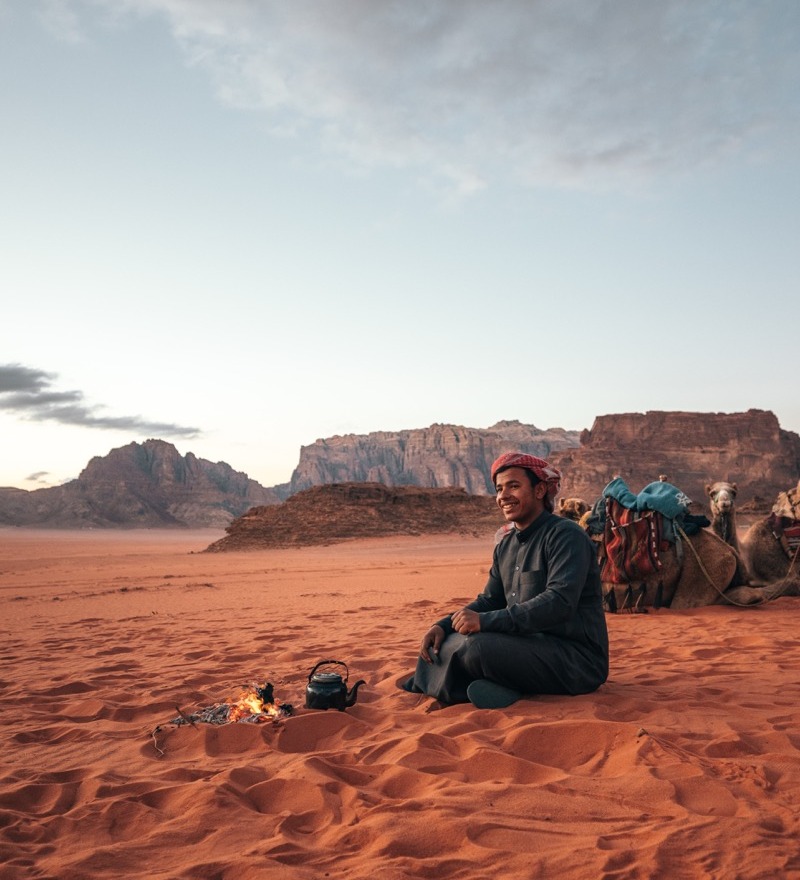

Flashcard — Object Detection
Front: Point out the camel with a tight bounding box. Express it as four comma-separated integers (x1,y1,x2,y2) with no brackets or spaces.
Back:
585,478,778,612
742,480,800,594
600,527,772,611
558,497,591,522
705,481,748,586
706,481,740,547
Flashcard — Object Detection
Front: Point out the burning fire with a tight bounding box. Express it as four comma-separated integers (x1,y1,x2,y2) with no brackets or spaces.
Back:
227,683,285,722
170,680,293,726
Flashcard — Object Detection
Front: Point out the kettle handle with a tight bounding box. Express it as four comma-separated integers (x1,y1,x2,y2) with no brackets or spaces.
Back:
308,659,349,682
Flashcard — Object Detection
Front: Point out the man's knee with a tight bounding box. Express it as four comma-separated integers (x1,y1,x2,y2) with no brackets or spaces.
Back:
459,634,493,678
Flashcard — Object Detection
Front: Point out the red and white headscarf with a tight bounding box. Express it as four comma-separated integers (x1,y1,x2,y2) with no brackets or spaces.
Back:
490,452,562,505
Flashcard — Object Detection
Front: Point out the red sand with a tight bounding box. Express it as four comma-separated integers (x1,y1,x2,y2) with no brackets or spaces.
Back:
2,528,800,879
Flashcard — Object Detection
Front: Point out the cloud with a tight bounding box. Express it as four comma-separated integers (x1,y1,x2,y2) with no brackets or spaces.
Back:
0,364,201,438
0,364,56,393
25,471,52,484
48,0,800,191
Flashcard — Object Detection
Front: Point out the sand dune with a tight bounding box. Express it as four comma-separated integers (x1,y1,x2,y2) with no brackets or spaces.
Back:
2,528,800,879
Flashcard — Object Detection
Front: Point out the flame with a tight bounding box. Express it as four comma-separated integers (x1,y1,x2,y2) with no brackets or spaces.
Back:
169,680,292,728
226,683,282,722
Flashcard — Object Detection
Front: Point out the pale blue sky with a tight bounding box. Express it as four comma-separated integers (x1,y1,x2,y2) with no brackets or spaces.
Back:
2,1,799,490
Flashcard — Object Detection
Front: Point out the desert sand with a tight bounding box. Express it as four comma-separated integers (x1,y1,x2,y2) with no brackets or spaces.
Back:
2,528,800,879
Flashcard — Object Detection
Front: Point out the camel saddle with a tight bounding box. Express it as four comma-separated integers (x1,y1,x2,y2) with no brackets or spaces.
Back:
601,498,667,584
596,478,713,613
599,477,693,585
768,513,800,560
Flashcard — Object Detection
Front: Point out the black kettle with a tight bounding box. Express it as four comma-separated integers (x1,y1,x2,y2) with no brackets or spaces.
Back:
305,660,365,711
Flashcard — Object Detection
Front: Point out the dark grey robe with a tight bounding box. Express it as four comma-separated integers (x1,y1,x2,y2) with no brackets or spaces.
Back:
404,511,609,704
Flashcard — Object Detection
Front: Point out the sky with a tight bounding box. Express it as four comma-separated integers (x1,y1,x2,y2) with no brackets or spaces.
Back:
2,0,799,491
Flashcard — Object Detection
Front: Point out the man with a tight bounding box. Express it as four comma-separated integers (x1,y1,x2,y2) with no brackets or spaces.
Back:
400,452,609,709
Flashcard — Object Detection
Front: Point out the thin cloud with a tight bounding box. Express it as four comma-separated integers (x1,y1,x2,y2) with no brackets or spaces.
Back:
0,363,201,438
44,0,800,191
24,471,52,484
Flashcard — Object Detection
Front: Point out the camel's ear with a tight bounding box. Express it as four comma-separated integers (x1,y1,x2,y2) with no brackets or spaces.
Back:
558,498,566,511
704,483,712,495
731,483,737,494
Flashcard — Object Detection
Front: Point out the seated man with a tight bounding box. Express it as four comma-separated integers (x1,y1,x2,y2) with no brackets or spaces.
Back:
400,452,609,709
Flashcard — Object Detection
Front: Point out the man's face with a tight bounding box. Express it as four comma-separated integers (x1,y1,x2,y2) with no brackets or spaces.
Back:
494,466,547,530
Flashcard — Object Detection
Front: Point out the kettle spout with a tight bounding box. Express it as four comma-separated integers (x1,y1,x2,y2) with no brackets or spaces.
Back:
345,679,366,707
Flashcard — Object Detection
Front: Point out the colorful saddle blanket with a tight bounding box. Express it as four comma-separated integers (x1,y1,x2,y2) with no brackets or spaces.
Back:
602,498,666,584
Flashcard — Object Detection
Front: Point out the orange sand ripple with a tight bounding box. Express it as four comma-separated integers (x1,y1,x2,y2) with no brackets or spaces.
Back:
2,528,800,879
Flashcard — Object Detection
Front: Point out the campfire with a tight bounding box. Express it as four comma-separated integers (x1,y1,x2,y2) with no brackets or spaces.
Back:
169,681,293,726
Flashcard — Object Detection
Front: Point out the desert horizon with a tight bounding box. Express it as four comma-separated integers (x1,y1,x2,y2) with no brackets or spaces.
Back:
3,527,800,878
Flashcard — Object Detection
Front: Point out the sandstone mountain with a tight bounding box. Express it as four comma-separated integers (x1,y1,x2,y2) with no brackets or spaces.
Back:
207,409,800,551
280,412,800,516
0,420,577,530
550,409,800,514
0,439,281,529
206,483,503,551
3,411,797,531
280,420,581,497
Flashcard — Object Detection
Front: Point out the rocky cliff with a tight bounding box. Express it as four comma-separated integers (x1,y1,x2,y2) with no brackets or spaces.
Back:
0,439,281,529
4,411,797,531
206,482,503,550
550,409,800,514
281,420,581,497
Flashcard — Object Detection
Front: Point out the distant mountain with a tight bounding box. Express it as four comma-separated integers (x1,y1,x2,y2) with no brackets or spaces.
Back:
0,420,581,529
5,411,795,531
549,409,800,513
279,420,582,498
208,409,800,551
0,439,281,529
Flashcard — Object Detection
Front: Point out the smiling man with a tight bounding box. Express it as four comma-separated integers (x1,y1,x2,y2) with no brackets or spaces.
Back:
400,452,609,709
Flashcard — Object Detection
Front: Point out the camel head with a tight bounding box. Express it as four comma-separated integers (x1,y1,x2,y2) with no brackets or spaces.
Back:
559,497,590,522
706,481,737,516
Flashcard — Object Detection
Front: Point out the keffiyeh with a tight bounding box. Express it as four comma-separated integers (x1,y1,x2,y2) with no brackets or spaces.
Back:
490,452,562,500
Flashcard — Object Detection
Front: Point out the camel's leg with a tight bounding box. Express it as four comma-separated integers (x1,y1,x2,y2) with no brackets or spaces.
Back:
717,585,772,606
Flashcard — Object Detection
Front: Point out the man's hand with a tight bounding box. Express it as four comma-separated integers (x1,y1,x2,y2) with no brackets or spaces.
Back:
451,608,481,634
420,625,445,663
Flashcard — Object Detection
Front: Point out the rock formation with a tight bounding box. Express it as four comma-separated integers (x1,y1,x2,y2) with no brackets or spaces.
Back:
205,482,504,551
3,410,797,532
281,420,581,498
0,439,280,529
549,410,800,515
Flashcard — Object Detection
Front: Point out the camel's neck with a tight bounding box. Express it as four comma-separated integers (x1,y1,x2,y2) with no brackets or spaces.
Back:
712,509,738,543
